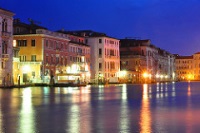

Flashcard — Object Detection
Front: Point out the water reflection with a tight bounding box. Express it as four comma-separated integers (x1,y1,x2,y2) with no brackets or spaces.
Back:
1,82,200,132
68,105,80,133
140,84,151,133
186,83,192,133
172,82,176,97
119,84,129,132
187,83,191,96
19,88,36,133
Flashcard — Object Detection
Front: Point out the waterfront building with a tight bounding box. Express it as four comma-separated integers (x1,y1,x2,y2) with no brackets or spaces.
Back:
63,30,120,83
175,54,193,81
175,52,200,81
57,31,91,84
13,40,20,85
120,38,175,83
13,20,90,84
0,8,15,87
193,52,200,80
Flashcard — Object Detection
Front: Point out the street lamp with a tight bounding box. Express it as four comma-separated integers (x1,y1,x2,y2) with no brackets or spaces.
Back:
119,70,127,83
143,72,148,83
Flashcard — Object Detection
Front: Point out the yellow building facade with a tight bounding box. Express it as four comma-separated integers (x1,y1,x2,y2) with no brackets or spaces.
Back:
175,55,193,81
13,29,91,85
13,34,45,84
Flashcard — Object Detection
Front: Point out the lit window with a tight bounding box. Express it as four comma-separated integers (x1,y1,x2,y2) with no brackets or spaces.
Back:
31,55,36,61
31,39,36,47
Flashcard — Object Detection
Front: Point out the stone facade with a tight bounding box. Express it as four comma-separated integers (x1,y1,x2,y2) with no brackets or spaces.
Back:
13,21,91,84
0,8,14,87
175,52,200,81
120,39,175,83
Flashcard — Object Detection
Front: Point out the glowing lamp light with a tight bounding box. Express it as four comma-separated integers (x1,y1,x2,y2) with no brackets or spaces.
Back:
71,64,78,73
99,73,103,77
85,64,89,71
22,65,31,73
13,40,17,47
86,72,91,77
187,74,193,80
143,72,148,78
67,66,71,73
119,70,127,77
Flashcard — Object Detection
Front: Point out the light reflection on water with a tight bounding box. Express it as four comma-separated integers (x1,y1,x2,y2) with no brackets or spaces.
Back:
19,88,36,133
140,84,151,133
119,84,129,132
1,82,200,132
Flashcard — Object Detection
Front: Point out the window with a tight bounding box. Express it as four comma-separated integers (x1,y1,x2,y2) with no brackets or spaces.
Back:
50,41,53,48
65,58,67,65
110,49,114,56
1,62,5,69
31,39,36,47
51,56,54,64
78,48,82,54
99,48,102,57
20,55,26,62
31,55,36,61
61,57,63,65
99,39,102,43
110,62,115,70
17,40,27,47
23,40,27,46
2,19,7,32
56,57,59,64
99,63,102,70
46,40,48,47
2,41,7,54
46,56,49,63
16,27,20,33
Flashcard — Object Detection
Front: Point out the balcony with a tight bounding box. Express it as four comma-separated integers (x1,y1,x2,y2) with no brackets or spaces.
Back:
2,54,9,58
105,55,119,59
1,31,12,37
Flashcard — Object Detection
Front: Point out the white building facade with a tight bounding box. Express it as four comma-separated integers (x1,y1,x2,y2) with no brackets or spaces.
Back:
86,36,120,83
0,8,14,87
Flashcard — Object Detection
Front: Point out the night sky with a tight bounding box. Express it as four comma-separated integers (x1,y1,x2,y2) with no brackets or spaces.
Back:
1,0,200,55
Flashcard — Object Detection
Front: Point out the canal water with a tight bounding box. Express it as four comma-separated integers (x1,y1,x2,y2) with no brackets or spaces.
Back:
0,82,200,133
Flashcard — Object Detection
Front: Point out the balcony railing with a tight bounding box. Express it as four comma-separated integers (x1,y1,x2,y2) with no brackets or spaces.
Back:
2,54,9,58
1,31,12,37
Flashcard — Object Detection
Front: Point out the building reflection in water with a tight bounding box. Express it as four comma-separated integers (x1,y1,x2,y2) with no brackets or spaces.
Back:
186,83,192,133
68,105,80,133
187,83,191,96
66,86,91,133
19,88,36,133
140,84,151,133
119,84,129,132
172,82,176,97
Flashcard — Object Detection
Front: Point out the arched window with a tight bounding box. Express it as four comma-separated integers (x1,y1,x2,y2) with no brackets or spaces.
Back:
2,19,8,32
2,41,7,54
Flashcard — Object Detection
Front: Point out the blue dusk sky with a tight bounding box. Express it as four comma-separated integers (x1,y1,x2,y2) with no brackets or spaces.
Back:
1,0,200,55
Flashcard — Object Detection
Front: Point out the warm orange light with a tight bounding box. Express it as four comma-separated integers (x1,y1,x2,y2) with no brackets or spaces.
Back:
13,40,16,47
143,72,148,78
187,74,193,80
140,84,151,133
